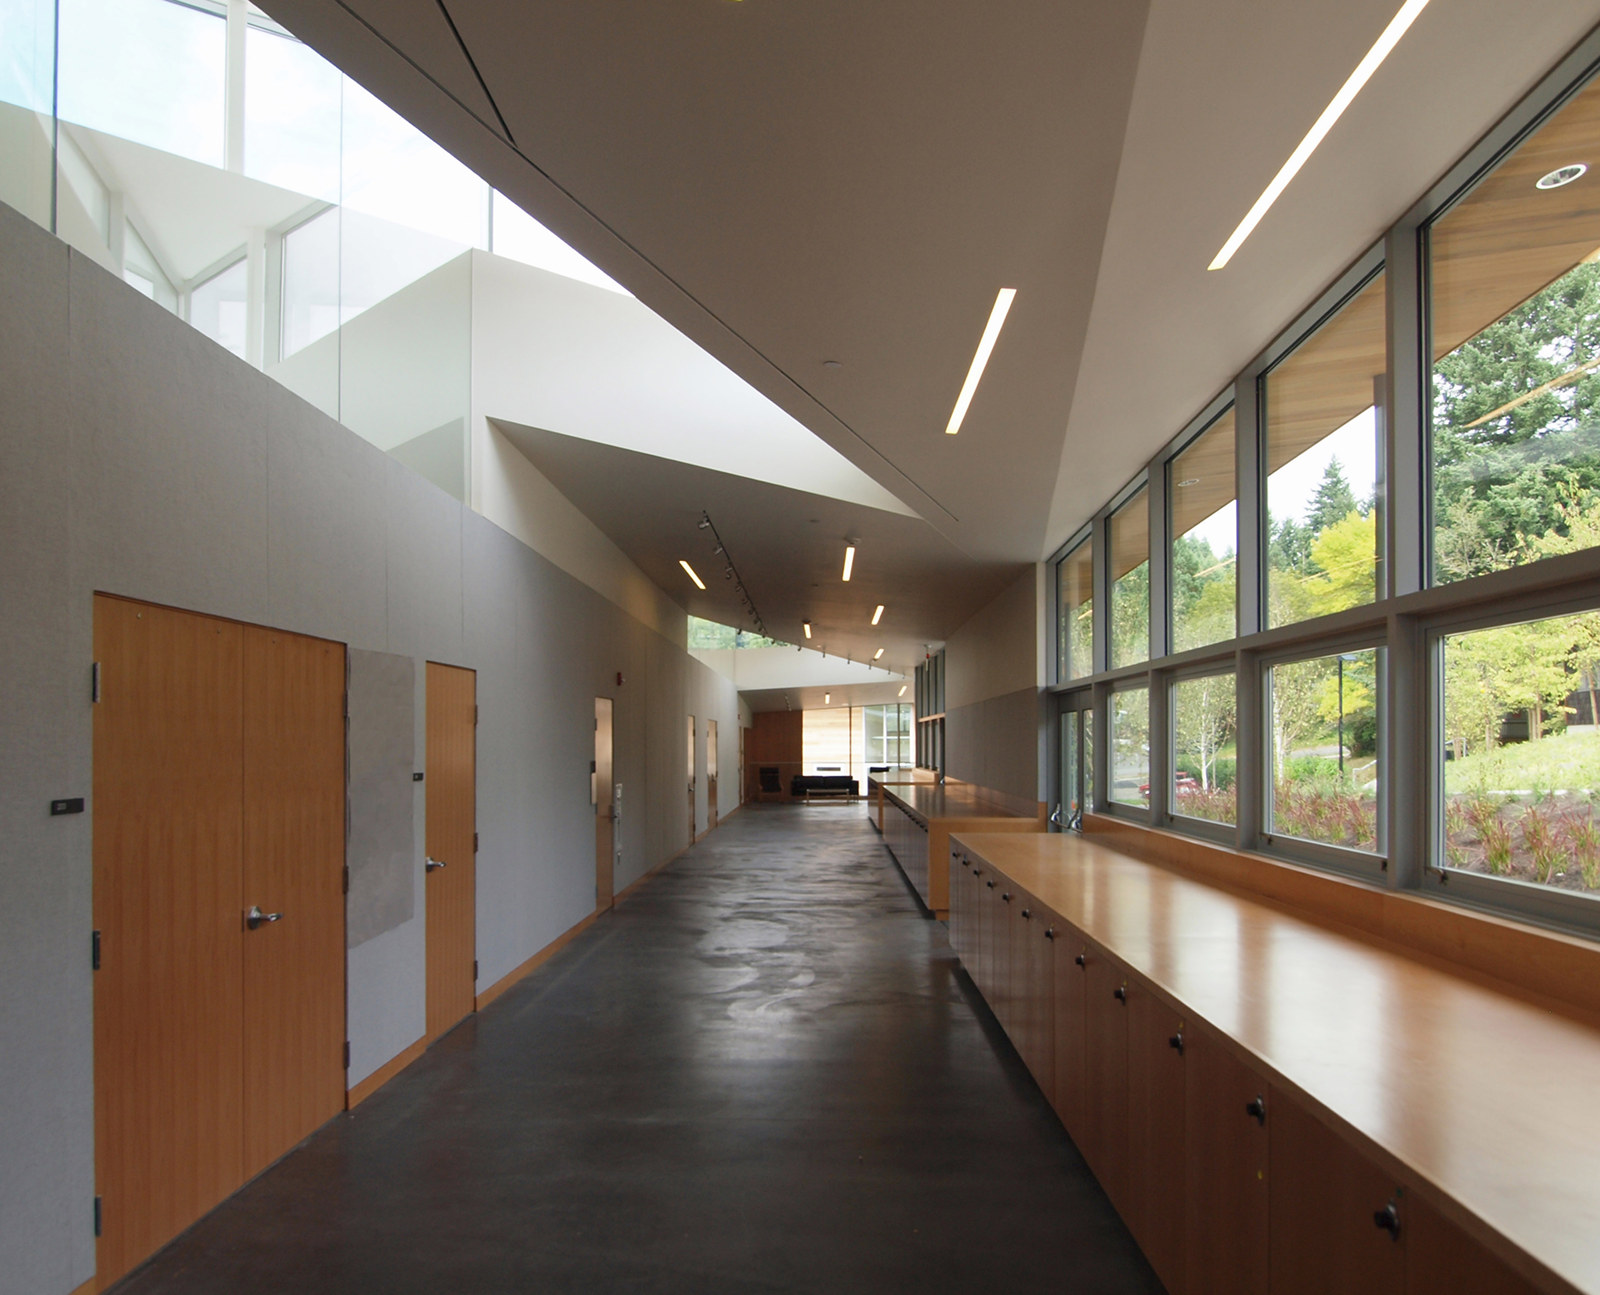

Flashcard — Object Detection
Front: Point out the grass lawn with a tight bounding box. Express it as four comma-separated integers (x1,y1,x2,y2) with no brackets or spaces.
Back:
1445,730,1600,798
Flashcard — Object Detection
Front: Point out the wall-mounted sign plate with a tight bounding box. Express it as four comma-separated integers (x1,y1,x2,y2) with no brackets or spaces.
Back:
51,798,85,816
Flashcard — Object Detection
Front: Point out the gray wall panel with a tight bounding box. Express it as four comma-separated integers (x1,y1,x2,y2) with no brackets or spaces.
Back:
0,205,96,1295
347,649,417,947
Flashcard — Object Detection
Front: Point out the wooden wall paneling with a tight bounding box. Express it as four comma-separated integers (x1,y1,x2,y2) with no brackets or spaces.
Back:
425,663,477,1041
1053,934,1089,1144
1404,1193,1543,1295
1268,1088,1407,1293
1082,953,1130,1214
1183,1030,1269,1295
92,596,245,1289
240,627,347,1178
1126,988,1187,1295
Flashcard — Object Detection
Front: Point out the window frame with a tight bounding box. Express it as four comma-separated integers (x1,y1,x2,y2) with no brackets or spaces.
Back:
1103,677,1153,822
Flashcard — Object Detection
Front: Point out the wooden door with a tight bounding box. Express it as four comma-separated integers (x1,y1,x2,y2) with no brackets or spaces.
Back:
425,663,477,1041
1053,938,1089,1143
1083,954,1131,1213
686,715,696,843
707,718,718,830
1127,989,1187,1294
595,697,614,909
1184,1030,1270,1295
94,597,246,1288
1269,1090,1406,1294
240,626,346,1179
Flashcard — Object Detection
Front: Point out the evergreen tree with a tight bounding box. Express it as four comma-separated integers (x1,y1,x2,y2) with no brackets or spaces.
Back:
1307,458,1357,536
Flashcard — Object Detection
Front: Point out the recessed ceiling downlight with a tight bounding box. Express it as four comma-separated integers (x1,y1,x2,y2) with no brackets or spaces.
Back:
1537,163,1588,190
1177,477,1201,488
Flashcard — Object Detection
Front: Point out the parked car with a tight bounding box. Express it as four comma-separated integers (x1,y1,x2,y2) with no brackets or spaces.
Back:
1138,773,1199,799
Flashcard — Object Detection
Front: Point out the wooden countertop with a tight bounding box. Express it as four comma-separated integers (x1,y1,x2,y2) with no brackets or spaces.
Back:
884,783,1030,822
949,831,1600,1295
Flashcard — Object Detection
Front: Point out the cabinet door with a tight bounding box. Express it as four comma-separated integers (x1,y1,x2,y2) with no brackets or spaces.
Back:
947,848,964,960
1020,900,1056,1095
993,882,1018,1034
1184,1030,1269,1295
1082,953,1131,1213
1269,1091,1406,1294
976,870,995,997
1404,1195,1542,1295
1127,988,1186,1294
1053,936,1089,1142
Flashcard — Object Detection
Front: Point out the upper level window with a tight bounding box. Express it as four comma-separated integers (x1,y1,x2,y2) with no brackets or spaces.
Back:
1263,272,1386,629
1429,73,1600,585
1057,538,1094,681
1171,406,1237,653
1110,486,1149,668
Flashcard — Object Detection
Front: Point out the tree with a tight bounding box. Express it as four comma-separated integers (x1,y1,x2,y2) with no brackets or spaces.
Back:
1174,673,1237,790
1308,458,1359,537
1301,510,1377,619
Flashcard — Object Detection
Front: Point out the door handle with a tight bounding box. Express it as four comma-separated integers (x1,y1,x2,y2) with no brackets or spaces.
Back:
426,857,447,872
244,904,282,930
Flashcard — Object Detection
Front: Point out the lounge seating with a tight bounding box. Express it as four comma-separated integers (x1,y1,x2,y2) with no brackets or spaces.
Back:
791,774,858,800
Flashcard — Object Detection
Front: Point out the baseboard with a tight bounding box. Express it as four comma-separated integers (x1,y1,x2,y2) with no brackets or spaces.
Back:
71,1275,95,1295
474,909,601,1012
615,849,680,904
345,1035,426,1109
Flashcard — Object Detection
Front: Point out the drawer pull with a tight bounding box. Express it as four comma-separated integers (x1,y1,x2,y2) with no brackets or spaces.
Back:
1075,953,1086,967
1373,1201,1401,1240
1113,983,1127,1002
1246,1095,1266,1125
1168,1031,1184,1055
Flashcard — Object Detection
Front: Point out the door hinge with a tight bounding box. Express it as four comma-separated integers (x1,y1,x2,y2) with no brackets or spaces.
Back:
473,959,479,981
91,930,101,972
343,690,349,719
93,1196,102,1238
474,832,479,853
342,1041,350,1069
474,704,479,726
91,662,101,704
342,866,350,896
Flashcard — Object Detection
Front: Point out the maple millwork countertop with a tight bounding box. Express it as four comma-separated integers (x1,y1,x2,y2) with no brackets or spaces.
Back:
949,830,1600,1295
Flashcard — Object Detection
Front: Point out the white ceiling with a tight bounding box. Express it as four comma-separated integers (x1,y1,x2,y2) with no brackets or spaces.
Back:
256,0,1600,616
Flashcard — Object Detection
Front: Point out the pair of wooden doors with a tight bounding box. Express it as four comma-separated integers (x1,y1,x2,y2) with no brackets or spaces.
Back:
92,596,346,1289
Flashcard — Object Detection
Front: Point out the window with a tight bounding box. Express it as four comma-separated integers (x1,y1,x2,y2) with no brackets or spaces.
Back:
864,704,912,770
244,23,340,201
1171,407,1237,653
1057,538,1094,680
190,258,248,359
1263,272,1385,629
1429,73,1600,586
1109,686,1150,810
57,0,226,166
1110,487,1149,668
281,208,340,358
1438,608,1600,899
1266,647,1383,855
1172,673,1237,825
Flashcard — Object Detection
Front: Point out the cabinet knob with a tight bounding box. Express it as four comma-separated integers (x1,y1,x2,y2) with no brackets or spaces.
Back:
986,880,996,889
1001,892,1012,903
1113,983,1127,1002
1044,928,1056,940
1373,1201,1401,1240
1245,1095,1267,1125
1168,1031,1184,1055
1075,953,1086,967
1021,908,1031,919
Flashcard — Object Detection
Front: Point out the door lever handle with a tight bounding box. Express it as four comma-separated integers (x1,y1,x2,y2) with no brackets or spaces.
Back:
244,904,282,930
425,857,447,872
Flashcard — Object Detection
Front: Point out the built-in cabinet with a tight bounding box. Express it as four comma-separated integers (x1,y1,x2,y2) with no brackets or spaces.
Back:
878,782,1044,917
946,837,1562,1295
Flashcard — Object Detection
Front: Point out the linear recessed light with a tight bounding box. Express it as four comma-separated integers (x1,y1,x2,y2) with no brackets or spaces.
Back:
873,648,885,660
898,685,907,697
803,620,812,639
824,692,831,704
842,545,856,582
871,605,884,625
945,288,1017,434
1209,0,1432,271
679,560,706,590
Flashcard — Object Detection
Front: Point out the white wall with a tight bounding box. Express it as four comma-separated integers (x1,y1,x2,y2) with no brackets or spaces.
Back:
942,567,1045,802
0,200,742,1295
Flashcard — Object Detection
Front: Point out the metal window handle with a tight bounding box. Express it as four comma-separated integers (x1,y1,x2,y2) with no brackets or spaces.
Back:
244,905,282,930
426,857,447,872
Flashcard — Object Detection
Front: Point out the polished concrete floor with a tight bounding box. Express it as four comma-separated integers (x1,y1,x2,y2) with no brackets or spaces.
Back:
116,802,1161,1294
